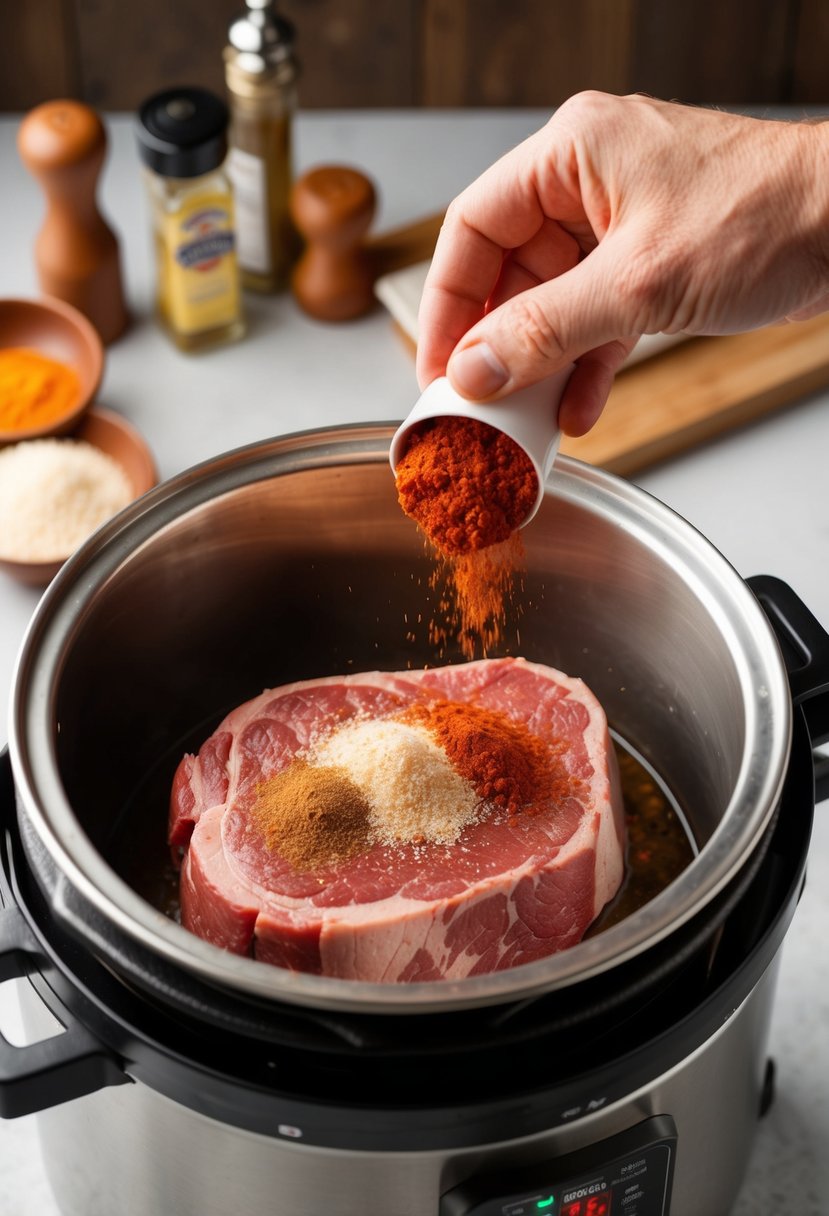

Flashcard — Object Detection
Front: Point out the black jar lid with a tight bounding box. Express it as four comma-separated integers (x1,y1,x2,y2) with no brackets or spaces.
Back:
136,87,229,178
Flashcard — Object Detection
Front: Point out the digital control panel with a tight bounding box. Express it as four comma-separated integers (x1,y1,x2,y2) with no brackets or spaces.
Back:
440,1116,677,1216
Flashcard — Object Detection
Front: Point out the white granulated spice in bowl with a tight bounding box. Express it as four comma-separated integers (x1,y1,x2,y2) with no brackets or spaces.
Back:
0,439,132,559
0,407,156,586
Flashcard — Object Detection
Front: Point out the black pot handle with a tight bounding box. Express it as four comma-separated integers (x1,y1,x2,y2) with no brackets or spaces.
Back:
0,904,127,1118
0,903,129,1118
749,575,829,802
0,751,127,1118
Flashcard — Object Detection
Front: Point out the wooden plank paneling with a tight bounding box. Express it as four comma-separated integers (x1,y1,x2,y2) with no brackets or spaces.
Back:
791,0,829,102
70,0,417,111
0,0,79,111
421,0,634,108
420,0,469,108
283,0,418,108
631,1,796,103
72,0,239,109
0,0,826,114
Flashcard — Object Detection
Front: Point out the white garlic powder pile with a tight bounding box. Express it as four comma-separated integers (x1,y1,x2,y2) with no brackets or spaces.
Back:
312,717,481,846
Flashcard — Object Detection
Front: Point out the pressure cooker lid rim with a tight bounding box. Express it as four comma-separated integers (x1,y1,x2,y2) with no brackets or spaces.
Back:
7,427,794,1014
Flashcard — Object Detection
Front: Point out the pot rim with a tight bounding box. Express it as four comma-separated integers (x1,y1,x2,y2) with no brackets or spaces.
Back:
8,424,793,1014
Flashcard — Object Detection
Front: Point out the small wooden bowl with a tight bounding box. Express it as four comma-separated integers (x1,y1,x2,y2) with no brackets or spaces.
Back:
0,296,104,445
0,406,157,588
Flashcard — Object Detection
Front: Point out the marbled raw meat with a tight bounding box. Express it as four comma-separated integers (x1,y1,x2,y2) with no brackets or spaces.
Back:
169,657,625,982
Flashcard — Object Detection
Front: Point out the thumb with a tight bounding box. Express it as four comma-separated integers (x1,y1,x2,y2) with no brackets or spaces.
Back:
446,239,640,399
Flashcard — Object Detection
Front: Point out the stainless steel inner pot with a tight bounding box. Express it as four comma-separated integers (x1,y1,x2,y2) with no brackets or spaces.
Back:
8,424,792,1013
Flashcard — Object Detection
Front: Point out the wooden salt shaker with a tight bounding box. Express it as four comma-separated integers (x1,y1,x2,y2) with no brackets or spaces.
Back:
290,165,377,321
18,100,129,345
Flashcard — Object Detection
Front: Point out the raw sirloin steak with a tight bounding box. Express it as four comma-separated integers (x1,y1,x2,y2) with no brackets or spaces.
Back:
169,658,625,982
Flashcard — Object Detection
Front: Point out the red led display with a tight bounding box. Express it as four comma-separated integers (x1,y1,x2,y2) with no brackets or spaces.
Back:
561,1192,612,1216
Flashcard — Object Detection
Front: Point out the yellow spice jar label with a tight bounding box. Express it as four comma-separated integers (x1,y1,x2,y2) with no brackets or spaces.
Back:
159,193,241,336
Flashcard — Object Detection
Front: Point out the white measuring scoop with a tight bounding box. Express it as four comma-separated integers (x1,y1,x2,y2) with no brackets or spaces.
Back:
389,369,573,529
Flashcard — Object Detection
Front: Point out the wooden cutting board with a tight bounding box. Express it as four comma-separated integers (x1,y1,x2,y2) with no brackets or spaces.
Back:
560,311,829,475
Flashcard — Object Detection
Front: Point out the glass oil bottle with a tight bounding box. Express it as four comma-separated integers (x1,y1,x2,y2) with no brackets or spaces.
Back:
224,0,299,292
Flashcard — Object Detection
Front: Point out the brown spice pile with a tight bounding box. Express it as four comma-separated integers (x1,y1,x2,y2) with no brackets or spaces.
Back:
252,760,372,871
395,416,538,557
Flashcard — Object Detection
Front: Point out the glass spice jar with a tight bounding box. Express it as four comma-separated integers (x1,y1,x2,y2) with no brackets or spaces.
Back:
135,87,245,352
224,0,299,292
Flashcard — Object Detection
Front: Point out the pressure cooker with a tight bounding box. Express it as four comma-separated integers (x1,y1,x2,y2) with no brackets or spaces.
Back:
2,426,828,1216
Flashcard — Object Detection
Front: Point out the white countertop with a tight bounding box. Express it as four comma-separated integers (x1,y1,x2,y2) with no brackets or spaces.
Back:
1,108,828,1216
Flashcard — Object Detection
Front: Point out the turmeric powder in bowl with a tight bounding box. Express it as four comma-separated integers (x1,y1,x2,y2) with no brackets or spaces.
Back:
0,347,81,433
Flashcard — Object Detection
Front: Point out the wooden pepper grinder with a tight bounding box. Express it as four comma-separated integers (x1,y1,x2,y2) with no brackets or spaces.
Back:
290,165,377,321
18,100,129,344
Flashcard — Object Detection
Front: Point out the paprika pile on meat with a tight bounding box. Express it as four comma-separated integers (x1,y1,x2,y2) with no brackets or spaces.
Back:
404,698,573,818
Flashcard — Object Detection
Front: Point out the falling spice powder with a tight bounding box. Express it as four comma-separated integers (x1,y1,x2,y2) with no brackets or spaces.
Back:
395,415,537,658
429,535,525,661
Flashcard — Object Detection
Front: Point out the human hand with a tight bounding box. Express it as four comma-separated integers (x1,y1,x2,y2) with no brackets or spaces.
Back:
417,92,829,436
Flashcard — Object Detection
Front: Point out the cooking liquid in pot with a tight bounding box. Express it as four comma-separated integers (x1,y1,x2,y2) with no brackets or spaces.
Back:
108,725,696,941
590,740,696,935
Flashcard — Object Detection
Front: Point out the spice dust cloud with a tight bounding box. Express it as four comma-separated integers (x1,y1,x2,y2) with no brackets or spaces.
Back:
395,415,537,658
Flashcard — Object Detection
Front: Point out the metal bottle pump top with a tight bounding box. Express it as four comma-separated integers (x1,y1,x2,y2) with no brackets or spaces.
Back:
227,0,296,73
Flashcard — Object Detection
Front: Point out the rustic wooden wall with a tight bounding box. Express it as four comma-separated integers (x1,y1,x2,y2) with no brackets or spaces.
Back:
1,0,827,113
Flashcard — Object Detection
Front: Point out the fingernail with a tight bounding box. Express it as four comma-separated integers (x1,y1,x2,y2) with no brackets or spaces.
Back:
448,342,509,399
